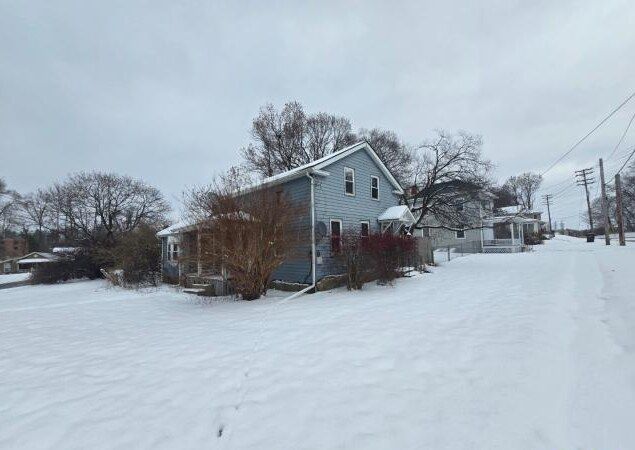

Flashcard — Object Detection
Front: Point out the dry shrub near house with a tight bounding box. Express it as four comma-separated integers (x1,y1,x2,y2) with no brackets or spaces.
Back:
364,232,416,285
109,225,162,286
524,232,544,246
31,260,76,284
188,185,304,300
336,232,417,289
30,250,100,284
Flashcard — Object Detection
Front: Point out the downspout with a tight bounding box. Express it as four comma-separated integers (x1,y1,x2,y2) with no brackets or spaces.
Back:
284,172,317,301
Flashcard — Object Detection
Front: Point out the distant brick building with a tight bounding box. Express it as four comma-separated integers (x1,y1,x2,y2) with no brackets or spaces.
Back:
1,237,27,259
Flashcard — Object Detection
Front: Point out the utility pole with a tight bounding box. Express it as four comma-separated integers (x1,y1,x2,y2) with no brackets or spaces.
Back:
542,194,553,235
575,167,595,231
615,173,626,246
599,158,610,245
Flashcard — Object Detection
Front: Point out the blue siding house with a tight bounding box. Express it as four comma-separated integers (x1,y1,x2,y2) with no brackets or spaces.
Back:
157,141,414,290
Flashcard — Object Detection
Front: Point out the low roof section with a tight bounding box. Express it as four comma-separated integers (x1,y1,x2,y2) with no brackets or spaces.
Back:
17,252,60,265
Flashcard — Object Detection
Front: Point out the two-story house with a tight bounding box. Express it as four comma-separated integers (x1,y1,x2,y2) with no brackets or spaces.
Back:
410,184,541,254
157,141,414,292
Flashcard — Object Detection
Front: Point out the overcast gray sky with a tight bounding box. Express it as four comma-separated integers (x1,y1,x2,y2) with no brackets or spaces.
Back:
1,0,634,227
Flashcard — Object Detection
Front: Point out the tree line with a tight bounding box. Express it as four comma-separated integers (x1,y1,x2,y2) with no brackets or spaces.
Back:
0,173,170,279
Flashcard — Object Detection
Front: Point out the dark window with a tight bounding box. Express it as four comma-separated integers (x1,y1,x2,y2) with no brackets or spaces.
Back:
456,203,464,212
456,230,465,239
371,176,379,199
171,243,179,260
361,222,369,239
331,220,342,253
344,168,355,195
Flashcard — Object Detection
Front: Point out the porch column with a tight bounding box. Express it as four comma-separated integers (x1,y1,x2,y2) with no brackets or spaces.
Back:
510,221,515,244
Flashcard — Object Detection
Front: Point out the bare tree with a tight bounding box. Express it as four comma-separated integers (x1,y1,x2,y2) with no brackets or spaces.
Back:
19,189,51,249
0,178,21,238
503,172,543,211
405,130,494,230
242,101,356,177
622,168,635,230
490,184,517,208
592,166,635,232
47,172,170,246
358,128,412,184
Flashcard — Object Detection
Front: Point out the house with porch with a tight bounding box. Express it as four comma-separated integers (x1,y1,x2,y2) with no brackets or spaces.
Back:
411,185,541,254
16,252,61,272
157,141,413,293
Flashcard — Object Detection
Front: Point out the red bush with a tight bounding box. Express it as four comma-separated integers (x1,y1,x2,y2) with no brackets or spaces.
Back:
362,233,416,284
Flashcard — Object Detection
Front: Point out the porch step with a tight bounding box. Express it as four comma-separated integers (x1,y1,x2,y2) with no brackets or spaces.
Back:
183,288,206,295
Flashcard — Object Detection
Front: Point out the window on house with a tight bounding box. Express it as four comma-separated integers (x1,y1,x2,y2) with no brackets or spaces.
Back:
330,220,342,253
456,230,465,239
456,203,464,212
171,243,179,261
371,176,379,199
360,222,369,239
344,168,355,195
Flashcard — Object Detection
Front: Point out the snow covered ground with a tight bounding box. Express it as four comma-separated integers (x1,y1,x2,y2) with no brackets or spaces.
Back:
1,236,634,449
0,272,30,285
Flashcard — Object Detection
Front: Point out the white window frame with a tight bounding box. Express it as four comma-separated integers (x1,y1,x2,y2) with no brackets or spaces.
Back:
344,167,355,196
360,221,370,238
455,229,466,239
370,175,379,200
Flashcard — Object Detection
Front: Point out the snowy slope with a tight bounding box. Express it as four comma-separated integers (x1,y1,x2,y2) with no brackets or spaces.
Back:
0,237,634,449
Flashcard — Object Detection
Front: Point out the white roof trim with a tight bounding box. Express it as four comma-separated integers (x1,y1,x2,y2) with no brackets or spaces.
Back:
239,141,404,194
18,258,55,264
156,219,198,237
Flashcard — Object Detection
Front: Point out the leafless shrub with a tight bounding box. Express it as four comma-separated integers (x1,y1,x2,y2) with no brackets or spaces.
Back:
184,175,305,300
335,231,418,289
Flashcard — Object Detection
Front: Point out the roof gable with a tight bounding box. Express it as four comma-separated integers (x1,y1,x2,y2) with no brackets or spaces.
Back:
245,141,403,194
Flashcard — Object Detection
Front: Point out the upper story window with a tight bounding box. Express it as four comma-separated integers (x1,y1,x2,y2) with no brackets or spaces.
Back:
371,176,379,199
344,168,355,196
456,203,464,212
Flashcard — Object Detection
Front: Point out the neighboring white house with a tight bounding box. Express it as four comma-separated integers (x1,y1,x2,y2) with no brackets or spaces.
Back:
16,252,60,272
481,206,544,253
409,185,544,254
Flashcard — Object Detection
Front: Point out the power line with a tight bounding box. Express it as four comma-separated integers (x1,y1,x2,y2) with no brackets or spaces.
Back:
606,108,635,161
540,90,635,177
606,144,635,185
614,144,635,176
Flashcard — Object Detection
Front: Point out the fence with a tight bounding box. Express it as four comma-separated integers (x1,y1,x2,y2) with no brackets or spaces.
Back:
431,240,483,263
